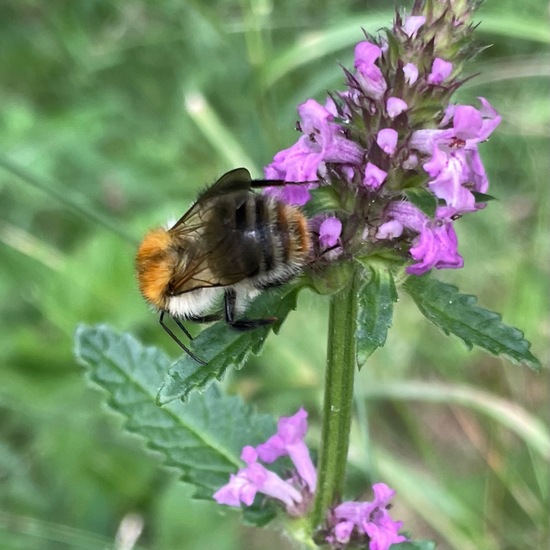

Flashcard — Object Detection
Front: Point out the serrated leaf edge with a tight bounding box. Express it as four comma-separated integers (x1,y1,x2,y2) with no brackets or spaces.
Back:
74,324,243,470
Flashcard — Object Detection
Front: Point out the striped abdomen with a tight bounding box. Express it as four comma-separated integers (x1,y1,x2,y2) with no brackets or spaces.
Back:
207,191,310,288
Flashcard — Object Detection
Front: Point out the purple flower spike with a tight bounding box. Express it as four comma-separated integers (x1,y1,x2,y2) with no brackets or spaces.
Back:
403,15,426,37
363,162,388,190
377,128,398,155
386,97,408,118
403,62,418,85
319,217,342,249
261,6,502,281
256,408,317,493
428,57,453,85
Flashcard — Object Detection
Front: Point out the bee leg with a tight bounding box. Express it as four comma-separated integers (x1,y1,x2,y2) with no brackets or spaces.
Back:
224,289,277,331
187,314,222,324
159,311,207,365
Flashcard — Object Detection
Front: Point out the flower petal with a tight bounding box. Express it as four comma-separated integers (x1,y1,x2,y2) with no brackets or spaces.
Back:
427,57,453,85
319,217,342,248
363,162,388,189
377,128,398,155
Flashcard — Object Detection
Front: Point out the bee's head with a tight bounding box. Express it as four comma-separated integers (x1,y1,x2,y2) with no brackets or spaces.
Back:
135,228,180,309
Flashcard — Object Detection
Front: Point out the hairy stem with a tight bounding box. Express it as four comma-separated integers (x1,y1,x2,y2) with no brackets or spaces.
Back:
311,265,360,530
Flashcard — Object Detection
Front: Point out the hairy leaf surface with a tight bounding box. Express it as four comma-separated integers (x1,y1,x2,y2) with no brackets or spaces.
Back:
356,263,398,368
403,275,540,370
158,284,303,404
74,324,276,503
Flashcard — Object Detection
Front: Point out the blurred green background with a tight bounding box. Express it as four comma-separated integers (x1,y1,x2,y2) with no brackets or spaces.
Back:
1,1,548,549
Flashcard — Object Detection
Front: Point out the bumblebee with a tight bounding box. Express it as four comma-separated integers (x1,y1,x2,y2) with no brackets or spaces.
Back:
135,168,311,363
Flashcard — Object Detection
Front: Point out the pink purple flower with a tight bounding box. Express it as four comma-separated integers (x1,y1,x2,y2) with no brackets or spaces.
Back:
386,97,408,118
319,217,343,249
408,207,464,275
213,446,303,511
256,407,317,493
403,62,418,85
363,162,387,190
427,57,453,85
377,128,398,155
403,15,426,37
354,41,387,99
214,408,317,516
327,483,406,550
264,99,364,205
409,98,501,213
380,202,463,275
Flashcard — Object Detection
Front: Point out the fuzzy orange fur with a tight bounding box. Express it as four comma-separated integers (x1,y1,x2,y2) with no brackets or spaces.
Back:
285,206,311,259
135,228,173,309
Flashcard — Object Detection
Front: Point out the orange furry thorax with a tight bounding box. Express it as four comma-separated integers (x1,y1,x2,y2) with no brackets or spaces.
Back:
135,228,173,309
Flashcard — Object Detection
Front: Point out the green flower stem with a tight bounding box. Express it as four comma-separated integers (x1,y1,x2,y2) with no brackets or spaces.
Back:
311,265,360,531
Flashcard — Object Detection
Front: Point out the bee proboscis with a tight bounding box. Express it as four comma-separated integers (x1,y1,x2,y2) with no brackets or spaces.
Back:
135,168,311,364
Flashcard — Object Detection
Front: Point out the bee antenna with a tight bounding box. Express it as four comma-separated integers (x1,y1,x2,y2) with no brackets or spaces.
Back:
159,311,207,365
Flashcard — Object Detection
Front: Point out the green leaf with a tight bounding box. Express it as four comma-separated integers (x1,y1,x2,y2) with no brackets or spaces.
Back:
393,540,437,550
74,324,277,502
303,185,343,217
403,275,541,371
472,191,497,203
355,262,398,367
404,188,437,218
158,284,304,404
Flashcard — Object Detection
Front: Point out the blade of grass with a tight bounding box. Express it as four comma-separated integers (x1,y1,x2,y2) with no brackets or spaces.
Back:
260,13,549,89
373,447,496,550
184,91,260,172
0,155,138,245
260,13,391,88
0,510,144,550
360,381,550,460
0,221,65,270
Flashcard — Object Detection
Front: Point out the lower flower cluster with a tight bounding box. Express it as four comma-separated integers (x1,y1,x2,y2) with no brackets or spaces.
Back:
214,409,405,550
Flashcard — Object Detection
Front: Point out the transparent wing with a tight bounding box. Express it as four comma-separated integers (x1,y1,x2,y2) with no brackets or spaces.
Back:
168,225,262,295
170,168,252,230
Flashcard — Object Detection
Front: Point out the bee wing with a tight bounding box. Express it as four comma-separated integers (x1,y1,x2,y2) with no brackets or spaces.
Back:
168,221,262,294
168,256,224,294
201,167,252,198
170,168,252,230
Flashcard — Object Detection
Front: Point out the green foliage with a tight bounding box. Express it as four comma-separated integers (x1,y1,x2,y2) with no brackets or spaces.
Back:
403,275,541,371
403,187,438,218
303,186,345,216
355,263,398,367
158,284,304,404
75,324,276,501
